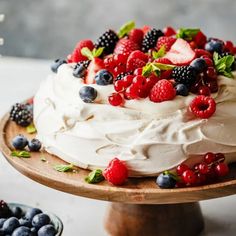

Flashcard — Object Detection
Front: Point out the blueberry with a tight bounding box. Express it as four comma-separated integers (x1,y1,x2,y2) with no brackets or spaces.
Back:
12,206,23,219
51,59,67,73
12,135,28,150
79,86,97,103
25,208,42,221
2,217,20,234
19,217,32,228
95,69,113,85
32,213,50,229
175,84,189,96
38,224,57,236
28,139,42,152
30,227,37,234
12,226,33,236
205,40,223,53
190,58,207,73
156,173,176,189
0,218,6,228
73,64,86,78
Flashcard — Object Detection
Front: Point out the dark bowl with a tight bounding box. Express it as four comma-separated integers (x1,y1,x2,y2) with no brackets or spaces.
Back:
8,203,63,236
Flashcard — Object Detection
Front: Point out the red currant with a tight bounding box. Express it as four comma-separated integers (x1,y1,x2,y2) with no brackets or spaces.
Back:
215,153,225,163
125,85,139,99
196,173,206,185
206,79,218,93
215,163,229,177
198,86,211,96
132,75,146,88
114,80,125,92
198,163,209,174
206,67,217,79
224,41,234,53
123,75,135,88
204,152,215,164
137,85,150,98
182,170,197,185
195,49,212,58
203,57,214,67
176,164,189,176
108,93,123,106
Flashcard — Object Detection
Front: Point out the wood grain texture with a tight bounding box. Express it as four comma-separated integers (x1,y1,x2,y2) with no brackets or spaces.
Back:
1,113,236,204
104,202,204,236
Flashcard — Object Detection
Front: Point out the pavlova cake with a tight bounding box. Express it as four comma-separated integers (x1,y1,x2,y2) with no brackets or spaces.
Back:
10,21,236,187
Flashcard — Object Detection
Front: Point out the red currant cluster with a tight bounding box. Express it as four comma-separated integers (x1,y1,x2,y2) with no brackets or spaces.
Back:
108,69,160,106
190,49,218,95
176,152,229,187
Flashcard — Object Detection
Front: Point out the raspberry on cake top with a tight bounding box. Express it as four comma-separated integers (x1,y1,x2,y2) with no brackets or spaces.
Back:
33,21,236,182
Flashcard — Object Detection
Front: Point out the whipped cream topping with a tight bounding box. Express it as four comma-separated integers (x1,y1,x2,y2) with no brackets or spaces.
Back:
34,64,236,176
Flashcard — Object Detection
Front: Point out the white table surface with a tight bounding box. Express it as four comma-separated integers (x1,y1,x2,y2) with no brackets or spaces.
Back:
0,57,236,236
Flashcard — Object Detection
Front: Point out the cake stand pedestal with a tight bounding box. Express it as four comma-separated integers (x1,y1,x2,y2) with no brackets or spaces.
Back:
1,113,236,236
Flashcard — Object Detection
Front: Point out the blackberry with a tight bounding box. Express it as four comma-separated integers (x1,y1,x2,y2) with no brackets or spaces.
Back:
76,60,91,69
141,28,164,52
95,30,119,55
115,71,133,81
0,200,11,218
10,103,33,127
172,66,197,87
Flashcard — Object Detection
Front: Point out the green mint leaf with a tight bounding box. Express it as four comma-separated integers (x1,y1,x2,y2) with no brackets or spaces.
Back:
152,46,166,59
85,169,105,184
40,156,47,162
92,47,104,58
118,20,135,38
53,164,74,172
152,63,175,71
142,63,153,77
81,47,94,60
176,28,200,40
213,52,235,78
26,123,37,134
11,150,31,158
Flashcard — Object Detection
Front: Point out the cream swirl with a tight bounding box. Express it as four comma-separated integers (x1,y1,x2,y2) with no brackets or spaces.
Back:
34,64,236,176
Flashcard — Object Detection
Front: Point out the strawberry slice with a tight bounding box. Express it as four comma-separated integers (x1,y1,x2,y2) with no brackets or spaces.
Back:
85,58,105,84
163,38,196,65
126,50,148,72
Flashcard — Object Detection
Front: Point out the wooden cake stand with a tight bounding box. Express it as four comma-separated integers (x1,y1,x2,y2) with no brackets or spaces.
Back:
1,113,236,236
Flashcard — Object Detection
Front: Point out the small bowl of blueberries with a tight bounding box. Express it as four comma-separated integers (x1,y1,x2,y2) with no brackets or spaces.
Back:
0,200,63,236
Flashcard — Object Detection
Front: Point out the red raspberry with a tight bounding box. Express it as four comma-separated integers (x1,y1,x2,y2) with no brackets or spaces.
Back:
70,40,94,63
126,50,148,72
103,158,128,185
189,95,216,119
129,28,144,46
163,26,176,37
156,36,176,51
114,38,139,55
149,79,176,103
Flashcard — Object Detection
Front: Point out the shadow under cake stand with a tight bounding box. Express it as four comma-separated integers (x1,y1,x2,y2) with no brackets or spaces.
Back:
1,113,236,236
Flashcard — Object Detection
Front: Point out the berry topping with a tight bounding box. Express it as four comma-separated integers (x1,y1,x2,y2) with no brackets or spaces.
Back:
70,39,94,63
156,172,177,189
85,58,105,84
198,86,211,96
190,58,207,73
182,170,197,185
141,28,164,52
203,152,215,164
10,103,33,127
189,95,216,119
163,38,196,65
176,164,189,176
198,163,209,174
156,36,176,51
205,40,224,53
28,139,42,152
172,66,197,87
126,50,148,72
108,93,123,106
79,86,97,103
128,28,144,46
175,83,189,96
215,163,229,177
51,59,67,73
73,64,87,78
95,69,113,85
95,30,119,55
12,135,28,150
114,38,139,55
103,158,128,186
194,31,207,48
149,79,176,103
